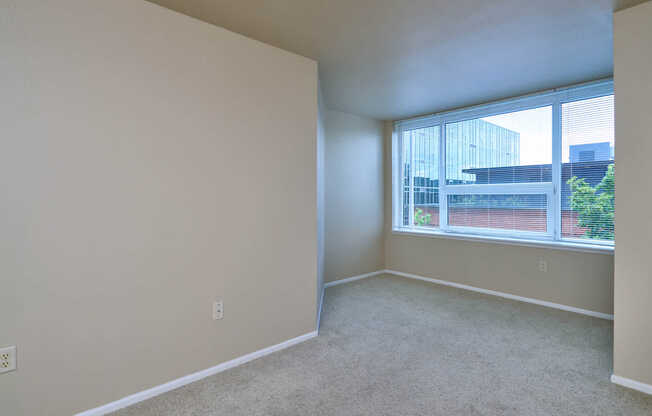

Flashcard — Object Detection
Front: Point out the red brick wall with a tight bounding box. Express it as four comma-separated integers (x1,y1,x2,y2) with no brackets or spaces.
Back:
448,208,547,232
414,205,587,237
561,211,587,238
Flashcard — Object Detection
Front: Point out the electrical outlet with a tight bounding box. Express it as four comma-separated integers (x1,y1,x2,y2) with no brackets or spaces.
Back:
0,346,16,374
538,258,548,273
213,300,224,320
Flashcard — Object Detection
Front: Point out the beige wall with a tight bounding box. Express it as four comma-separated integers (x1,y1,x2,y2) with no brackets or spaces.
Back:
614,0,652,386
324,110,384,282
383,122,615,315
0,1,318,415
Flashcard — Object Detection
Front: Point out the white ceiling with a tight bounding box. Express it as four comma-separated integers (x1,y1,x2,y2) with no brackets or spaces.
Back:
148,0,646,120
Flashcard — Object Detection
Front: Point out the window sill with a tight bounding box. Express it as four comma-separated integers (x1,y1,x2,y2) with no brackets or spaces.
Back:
391,228,614,254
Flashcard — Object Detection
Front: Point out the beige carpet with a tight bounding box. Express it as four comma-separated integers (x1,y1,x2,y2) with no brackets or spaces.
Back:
112,274,652,415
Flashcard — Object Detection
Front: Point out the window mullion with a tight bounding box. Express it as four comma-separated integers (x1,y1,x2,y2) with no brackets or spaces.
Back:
393,124,401,229
439,123,448,231
409,131,415,230
552,98,562,241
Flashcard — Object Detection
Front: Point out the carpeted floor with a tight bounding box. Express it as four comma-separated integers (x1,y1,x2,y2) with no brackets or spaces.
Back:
112,274,652,415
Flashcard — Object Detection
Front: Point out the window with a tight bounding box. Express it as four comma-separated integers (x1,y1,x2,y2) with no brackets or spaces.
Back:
401,126,440,227
561,95,615,241
446,106,552,185
393,80,614,248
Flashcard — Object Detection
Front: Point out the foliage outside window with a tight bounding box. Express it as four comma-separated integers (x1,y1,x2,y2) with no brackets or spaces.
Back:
568,164,614,240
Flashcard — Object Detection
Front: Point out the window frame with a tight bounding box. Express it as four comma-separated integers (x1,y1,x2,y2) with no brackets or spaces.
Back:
392,79,614,249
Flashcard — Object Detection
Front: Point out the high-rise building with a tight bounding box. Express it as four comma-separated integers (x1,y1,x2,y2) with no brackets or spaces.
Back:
402,120,520,223
446,119,520,183
406,119,520,183
569,142,612,162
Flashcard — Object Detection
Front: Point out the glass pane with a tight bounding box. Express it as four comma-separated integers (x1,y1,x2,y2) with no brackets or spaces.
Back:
446,106,552,185
448,194,548,233
402,126,439,228
561,95,614,242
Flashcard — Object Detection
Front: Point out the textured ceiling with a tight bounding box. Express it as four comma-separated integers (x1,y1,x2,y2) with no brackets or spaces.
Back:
148,0,648,120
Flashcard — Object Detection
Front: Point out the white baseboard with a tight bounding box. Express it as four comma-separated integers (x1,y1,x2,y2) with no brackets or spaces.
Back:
79,268,613,414
383,269,614,321
75,331,318,416
322,268,612,320
611,374,652,395
324,270,385,288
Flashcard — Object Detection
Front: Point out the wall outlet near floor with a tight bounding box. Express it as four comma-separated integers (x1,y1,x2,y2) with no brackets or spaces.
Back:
0,346,16,374
538,258,548,273
213,300,224,320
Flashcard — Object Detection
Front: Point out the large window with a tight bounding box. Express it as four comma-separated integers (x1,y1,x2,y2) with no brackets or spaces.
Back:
393,80,614,248
561,95,615,241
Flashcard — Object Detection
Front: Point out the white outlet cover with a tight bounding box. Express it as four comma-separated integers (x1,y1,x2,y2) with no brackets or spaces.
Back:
0,345,16,374
538,259,548,273
213,300,224,320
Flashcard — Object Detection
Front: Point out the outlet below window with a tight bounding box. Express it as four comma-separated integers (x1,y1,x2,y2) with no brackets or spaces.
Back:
0,346,16,374
213,300,224,320
538,258,548,273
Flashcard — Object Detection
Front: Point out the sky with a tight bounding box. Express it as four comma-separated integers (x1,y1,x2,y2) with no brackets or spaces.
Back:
482,95,614,165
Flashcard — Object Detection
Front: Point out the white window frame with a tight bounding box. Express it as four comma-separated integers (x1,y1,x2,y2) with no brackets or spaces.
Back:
392,79,614,250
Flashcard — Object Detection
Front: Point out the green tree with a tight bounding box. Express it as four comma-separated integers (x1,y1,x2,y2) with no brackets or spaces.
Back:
414,208,432,226
567,163,614,240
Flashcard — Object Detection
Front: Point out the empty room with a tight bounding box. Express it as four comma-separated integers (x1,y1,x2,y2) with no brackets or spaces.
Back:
3,0,652,415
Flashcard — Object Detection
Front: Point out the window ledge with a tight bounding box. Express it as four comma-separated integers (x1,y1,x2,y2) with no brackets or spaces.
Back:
391,228,614,254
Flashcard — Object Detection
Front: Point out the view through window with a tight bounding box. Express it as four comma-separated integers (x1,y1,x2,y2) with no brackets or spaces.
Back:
395,81,614,246
561,95,615,241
